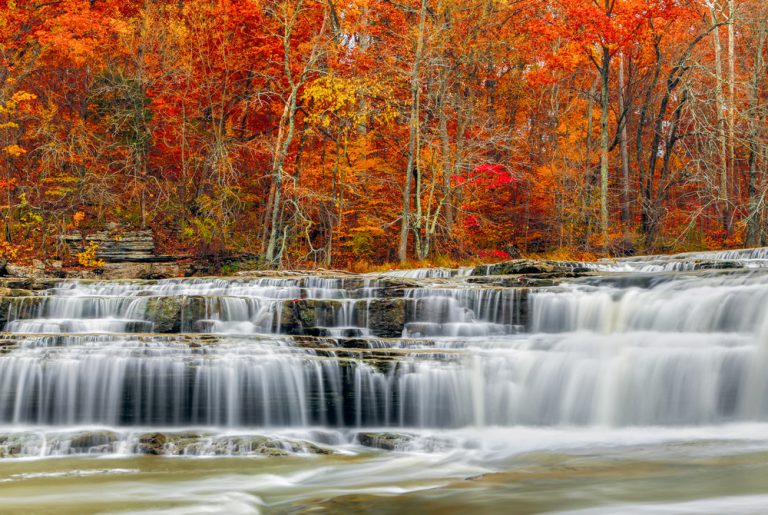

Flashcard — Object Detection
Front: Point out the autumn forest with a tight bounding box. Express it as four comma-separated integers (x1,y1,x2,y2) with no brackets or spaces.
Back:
1,0,767,269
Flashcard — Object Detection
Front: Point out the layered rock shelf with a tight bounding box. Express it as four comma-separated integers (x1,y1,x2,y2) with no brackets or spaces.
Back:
61,229,158,262
4,247,768,456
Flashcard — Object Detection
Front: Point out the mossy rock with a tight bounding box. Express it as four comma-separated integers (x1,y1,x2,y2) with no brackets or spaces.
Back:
145,297,183,333
206,435,332,456
144,295,208,333
136,432,169,455
68,430,119,450
356,432,415,451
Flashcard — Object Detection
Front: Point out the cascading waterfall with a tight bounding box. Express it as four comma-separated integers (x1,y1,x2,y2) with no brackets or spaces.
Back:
4,251,768,457
403,287,523,337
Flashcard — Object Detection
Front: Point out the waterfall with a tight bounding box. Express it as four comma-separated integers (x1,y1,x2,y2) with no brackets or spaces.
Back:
5,253,768,457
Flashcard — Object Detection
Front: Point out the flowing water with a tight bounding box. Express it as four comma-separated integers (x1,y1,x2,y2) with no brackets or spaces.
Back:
4,250,768,513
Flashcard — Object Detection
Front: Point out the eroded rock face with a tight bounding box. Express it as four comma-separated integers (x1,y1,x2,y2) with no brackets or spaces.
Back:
362,298,406,338
0,278,59,290
144,296,208,333
101,263,187,280
145,297,183,333
278,298,407,337
61,229,156,263
5,264,47,279
0,295,43,328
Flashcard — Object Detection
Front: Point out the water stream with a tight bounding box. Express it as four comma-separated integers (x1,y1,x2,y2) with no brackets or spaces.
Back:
3,250,768,513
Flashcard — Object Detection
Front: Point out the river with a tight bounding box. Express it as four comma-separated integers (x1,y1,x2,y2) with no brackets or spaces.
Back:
3,249,768,513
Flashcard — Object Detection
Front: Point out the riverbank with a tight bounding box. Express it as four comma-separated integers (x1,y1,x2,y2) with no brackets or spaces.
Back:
3,245,767,282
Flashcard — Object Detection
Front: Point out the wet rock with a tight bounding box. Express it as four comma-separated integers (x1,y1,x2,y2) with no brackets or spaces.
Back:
129,432,334,457
277,439,333,455
191,435,332,457
181,296,209,330
0,278,60,290
691,259,742,270
363,298,406,338
0,296,45,328
205,435,274,456
279,301,303,334
67,431,119,451
142,295,209,333
374,278,422,297
191,319,216,332
356,432,415,451
333,338,372,349
161,432,206,455
472,259,589,276
0,434,43,458
136,432,169,455
279,299,346,335
338,328,366,337
145,297,183,333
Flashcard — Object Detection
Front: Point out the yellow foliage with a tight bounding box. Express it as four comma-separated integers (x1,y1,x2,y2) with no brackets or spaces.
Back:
3,144,26,156
77,242,106,268
1,90,36,157
0,91,36,114
0,241,26,263
303,76,397,132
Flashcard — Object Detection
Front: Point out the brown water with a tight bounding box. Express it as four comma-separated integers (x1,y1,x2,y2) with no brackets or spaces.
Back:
4,426,768,514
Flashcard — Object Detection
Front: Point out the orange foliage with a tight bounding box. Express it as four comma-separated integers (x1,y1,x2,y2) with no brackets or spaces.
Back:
1,0,767,268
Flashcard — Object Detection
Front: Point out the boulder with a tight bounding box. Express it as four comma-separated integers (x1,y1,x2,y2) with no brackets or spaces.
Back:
136,432,168,455
356,432,414,451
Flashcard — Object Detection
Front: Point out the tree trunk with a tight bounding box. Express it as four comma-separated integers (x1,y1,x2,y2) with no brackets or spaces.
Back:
398,0,428,263
710,1,730,231
618,53,631,226
746,17,766,246
727,0,736,206
583,74,599,244
599,44,611,245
